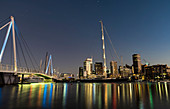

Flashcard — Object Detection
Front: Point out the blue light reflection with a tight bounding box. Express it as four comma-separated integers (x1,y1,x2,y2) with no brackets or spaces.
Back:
48,83,53,107
43,84,47,108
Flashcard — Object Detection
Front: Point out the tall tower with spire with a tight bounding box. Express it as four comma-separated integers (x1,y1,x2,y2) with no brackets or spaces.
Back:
100,21,107,78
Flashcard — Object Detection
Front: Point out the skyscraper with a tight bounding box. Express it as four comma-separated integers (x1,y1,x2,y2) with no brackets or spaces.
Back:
132,54,142,74
110,61,118,77
79,67,83,78
95,62,103,75
84,58,93,76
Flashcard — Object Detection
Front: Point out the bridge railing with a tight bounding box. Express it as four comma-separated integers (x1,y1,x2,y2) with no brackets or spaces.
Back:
0,63,43,73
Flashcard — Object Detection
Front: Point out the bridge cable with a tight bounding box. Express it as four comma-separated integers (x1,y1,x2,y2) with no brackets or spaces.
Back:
19,32,40,71
40,59,45,72
15,34,22,68
10,33,13,66
15,25,35,71
0,17,10,25
15,29,28,70
10,33,18,67
104,26,121,63
105,35,115,62
19,33,37,71
15,28,35,70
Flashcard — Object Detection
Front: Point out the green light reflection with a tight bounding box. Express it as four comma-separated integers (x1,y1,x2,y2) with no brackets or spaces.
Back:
149,84,153,109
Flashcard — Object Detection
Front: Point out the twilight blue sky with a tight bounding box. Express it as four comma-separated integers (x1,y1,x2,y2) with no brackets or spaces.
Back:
0,0,170,74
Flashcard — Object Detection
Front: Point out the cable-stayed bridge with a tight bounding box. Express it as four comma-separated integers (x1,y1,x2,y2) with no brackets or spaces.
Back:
0,16,56,85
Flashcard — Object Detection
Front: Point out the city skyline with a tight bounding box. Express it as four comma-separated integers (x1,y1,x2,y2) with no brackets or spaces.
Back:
1,0,170,75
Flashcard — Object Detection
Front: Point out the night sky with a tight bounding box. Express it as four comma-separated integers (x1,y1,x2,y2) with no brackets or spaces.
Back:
1,0,170,75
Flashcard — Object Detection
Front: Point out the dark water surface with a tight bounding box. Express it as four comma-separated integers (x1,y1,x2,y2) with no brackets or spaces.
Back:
0,82,170,109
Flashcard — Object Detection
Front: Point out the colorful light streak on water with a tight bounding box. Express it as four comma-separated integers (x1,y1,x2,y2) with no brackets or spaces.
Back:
48,83,53,108
43,84,47,108
98,84,102,109
104,84,108,109
113,84,117,109
38,84,42,107
149,83,153,109
129,83,132,104
0,82,170,109
117,85,120,104
126,84,129,105
87,84,92,109
164,82,169,101
62,83,67,108
93,83,96,104
158,82,162,100
29,85,32,106
156,83,158,96
138,83,144,109
122,84,125,104
0,88,1,105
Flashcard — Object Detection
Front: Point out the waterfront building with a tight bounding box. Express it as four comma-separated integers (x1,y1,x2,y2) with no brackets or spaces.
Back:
124,67,132,77
79,67,84,79
110,61,118,77
141,64,148,74
59,73,74,80
145,64,168,80
166,67,170,78
83,71,87,77
119,66,123,77
119,65,132,78
94,62,103,75
83,58,93,76
132,54,142,74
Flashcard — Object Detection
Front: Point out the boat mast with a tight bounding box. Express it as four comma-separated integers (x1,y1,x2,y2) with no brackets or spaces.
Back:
100,21,107,78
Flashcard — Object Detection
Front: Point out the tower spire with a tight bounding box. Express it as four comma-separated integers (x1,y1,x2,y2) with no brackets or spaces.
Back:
100,20,107,78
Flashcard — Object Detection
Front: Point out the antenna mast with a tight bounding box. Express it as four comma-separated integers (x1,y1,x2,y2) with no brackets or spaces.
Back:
100,21,107,78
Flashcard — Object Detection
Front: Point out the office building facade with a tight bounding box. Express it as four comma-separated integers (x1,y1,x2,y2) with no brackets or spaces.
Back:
84,58,93,76
132,54,142,74
145,64,167,79
79,67,84,78
95,62,103,75
110,61,118,77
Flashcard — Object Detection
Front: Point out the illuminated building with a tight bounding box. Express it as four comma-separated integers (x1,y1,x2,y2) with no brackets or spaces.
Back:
94,62,103,75
118,65,132,77
84,58,93,76
60,73,74,79
123,67,132,77
166,67,170,78
118,66,123,77
79,67,84,78
142,64,147,74
132,54,142,74
145,64,168,80
110,61,118,77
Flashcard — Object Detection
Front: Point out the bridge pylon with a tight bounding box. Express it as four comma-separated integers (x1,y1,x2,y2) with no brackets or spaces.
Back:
0,16,17,72
45,55,53,76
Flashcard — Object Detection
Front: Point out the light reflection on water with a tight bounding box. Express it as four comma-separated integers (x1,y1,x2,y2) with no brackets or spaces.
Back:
0,82,170,109
0,88,1,105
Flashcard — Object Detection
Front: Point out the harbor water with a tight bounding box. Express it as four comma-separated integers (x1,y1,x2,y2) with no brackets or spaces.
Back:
0,82,170,109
